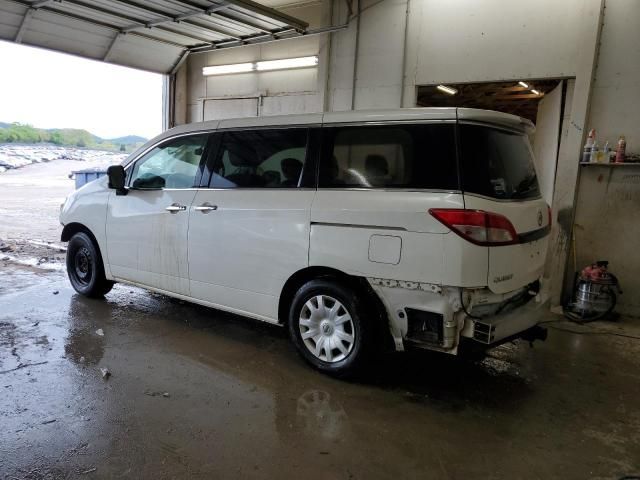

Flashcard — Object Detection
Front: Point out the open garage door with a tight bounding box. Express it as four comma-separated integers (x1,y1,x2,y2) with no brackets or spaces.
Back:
0,0,309,74
532,82,563,205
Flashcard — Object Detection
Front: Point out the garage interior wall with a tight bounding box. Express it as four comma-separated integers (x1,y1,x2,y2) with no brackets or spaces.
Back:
173,0,639,315
175,0,589,120
573,0,640,316
181,2,328,122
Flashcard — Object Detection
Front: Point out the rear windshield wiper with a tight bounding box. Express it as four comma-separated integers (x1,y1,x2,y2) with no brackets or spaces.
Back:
511,176,538,198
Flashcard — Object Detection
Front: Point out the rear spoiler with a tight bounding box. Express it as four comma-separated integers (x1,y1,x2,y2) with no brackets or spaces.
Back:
457,108,535,135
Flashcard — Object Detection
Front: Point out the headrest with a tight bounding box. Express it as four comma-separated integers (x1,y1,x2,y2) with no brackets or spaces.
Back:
365,155,388,176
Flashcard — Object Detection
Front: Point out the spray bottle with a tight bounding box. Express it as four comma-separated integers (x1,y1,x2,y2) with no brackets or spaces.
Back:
615,136,626,164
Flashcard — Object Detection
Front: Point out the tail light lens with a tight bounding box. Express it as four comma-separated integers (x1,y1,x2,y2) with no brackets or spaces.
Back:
429,209,519,246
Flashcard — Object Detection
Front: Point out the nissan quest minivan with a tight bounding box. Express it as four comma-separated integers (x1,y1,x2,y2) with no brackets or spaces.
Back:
60,108,551,375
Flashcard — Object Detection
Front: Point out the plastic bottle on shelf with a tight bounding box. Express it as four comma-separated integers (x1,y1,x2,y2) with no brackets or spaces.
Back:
615,136,626,164
590,141,599,163
582,129,596,163
603,141,611,163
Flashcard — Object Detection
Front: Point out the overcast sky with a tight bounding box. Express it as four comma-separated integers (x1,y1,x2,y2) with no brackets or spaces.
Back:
0,41,163,140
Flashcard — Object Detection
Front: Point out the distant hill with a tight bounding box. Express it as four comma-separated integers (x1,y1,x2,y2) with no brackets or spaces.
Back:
0,121,148,152
108,135,147,145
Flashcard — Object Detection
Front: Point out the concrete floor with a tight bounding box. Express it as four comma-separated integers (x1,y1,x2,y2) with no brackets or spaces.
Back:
1,262,639,479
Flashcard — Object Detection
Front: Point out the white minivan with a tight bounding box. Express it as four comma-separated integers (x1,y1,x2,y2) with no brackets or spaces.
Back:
60,108,550,375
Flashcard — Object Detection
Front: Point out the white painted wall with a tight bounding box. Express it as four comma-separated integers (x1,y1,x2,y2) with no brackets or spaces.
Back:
404,0,582,87
573,0,640,316
587,0,640,151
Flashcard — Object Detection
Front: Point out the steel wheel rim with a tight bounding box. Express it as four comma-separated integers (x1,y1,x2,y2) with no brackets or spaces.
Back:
74,246,93,285
299,295,355,363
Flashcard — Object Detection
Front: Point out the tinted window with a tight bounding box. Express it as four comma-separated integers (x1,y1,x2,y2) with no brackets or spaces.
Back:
129,134,208,189
210,129,308,188
319,124,457,190
459,124,540,200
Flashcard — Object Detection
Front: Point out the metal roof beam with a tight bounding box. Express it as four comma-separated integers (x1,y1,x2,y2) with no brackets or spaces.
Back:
168,0,269,33
16,0,58,43
107,0,241,41
170,49,189,75
30,0,55,8
227,0,308,31
11,0,187,49
42,0,217,45
14,7,36,43
121,4,230,33
170,0,306,34
189,23,348,53
103,31,122,61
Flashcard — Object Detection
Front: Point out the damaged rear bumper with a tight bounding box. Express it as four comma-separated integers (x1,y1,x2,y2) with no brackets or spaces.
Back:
460,295,548,345
368,277,548,354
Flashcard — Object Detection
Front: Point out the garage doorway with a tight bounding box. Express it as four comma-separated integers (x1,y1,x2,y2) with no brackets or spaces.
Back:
417,79,572,204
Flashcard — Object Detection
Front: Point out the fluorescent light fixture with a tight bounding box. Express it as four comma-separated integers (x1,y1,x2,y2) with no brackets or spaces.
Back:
531,89,541,95
256,55,318,72
203,62,253,76
202,55,319,76
518,81,529,88
436,84,458,95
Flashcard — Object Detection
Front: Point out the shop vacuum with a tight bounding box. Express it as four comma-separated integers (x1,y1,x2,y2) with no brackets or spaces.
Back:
564,261,622,322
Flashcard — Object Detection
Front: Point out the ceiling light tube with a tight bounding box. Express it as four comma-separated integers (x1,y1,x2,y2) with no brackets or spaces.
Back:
203,62,254,76
518,81,529,88
256,55,318,72
436,84,458,95
203,56,319,76
531,89,541,95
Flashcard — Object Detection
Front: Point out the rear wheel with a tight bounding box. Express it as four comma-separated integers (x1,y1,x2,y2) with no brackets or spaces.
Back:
288,279,373,377
66,232,113,298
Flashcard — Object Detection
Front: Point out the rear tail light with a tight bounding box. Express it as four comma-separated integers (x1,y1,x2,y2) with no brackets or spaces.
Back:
429,209,518,246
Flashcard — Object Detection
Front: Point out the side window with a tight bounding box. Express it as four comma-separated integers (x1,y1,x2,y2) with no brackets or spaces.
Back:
210,129,308,188
319,124,458,190
129,134,208,189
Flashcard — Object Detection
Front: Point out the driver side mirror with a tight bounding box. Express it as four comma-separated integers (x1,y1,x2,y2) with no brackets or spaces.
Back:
107,165,128,196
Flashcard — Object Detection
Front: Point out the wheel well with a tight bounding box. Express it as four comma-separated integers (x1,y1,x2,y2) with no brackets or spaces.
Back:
61,222,97,244
278,266,395,352
61,222,109,272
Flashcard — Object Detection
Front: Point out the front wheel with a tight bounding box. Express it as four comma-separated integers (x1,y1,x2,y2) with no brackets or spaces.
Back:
288,279,373,377
66,232,114,298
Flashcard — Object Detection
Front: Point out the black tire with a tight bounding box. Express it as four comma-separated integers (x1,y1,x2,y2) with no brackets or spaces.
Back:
288,279,373,377
66,232,114,298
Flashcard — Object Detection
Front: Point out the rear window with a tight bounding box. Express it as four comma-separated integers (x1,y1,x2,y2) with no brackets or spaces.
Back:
459,124,540,200
319,124,458,190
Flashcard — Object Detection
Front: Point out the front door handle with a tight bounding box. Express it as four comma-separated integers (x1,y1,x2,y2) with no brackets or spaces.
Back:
194,202,218,214
166,203,187,214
